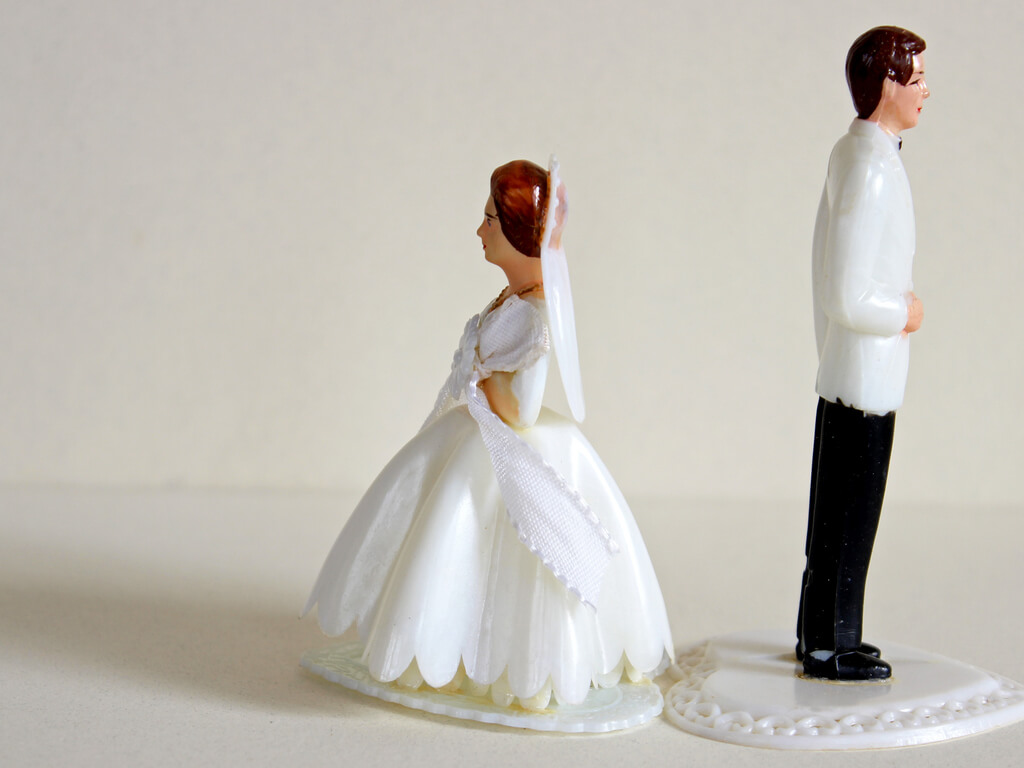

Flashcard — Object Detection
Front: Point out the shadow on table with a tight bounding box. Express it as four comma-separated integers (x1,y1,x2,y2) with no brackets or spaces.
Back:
0,544,386,717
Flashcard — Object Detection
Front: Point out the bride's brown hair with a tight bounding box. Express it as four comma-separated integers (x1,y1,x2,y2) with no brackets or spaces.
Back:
489,160,549,259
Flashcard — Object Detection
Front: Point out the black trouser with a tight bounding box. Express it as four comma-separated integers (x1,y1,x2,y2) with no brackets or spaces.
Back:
797,397,895,655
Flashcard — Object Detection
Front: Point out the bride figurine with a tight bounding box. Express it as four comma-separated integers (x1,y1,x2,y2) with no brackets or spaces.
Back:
303,158,673,719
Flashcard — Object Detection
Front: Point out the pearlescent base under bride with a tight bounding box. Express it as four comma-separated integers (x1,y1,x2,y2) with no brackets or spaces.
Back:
665,630,1024,750
302,641,664,733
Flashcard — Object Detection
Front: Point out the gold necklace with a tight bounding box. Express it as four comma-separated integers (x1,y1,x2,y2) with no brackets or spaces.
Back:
492,282,543,309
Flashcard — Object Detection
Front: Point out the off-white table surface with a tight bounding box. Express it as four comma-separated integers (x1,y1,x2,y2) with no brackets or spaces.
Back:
3,487,1022,766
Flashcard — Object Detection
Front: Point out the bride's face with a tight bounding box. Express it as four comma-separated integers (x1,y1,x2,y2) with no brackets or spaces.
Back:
476,196,521,267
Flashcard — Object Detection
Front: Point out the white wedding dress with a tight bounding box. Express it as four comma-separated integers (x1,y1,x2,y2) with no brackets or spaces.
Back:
304,293,673,707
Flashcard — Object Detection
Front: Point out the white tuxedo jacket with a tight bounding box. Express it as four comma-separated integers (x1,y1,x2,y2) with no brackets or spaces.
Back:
812,119,915,416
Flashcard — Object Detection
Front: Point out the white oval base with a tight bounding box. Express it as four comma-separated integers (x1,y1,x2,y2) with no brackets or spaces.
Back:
301,641,663,733
665,630,1024,750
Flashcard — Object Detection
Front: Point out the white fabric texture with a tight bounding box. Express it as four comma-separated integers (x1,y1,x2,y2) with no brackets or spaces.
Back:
812,119,915,415
304,295,673,705
441,296,618,609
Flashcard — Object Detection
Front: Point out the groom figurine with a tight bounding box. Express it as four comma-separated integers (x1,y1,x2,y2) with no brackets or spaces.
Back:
797,26,929,681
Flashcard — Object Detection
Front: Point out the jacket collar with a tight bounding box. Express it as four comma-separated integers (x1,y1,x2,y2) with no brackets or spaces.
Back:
849,118,902,154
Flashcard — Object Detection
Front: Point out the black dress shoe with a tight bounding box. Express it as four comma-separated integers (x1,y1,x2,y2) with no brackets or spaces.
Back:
796,642,881,662
802,649,892,681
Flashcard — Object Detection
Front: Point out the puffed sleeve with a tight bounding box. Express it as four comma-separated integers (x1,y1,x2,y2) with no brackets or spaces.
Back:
476,296,550,428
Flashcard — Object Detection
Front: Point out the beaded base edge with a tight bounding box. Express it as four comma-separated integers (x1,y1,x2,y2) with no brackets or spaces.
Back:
665,630,1024,750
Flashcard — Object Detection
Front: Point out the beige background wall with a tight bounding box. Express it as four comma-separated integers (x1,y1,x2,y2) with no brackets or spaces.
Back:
2,0,1020,505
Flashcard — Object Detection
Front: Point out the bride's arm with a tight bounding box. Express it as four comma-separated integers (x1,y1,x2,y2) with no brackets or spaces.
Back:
477,295,549,428
480,349,548,428
479,372,519,425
